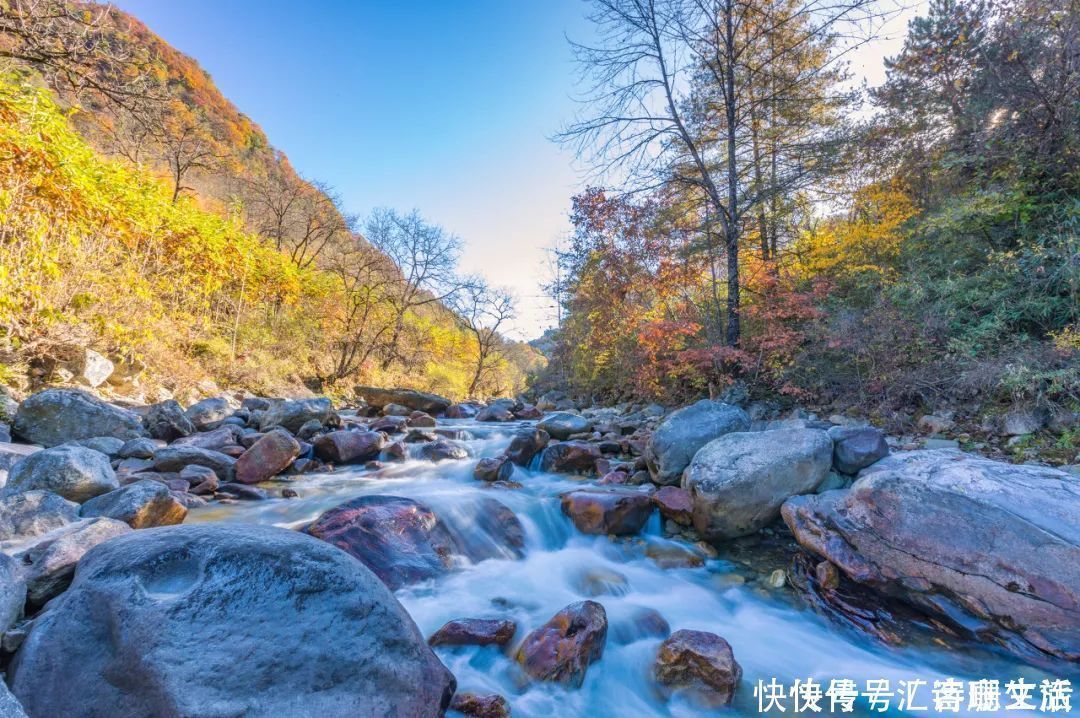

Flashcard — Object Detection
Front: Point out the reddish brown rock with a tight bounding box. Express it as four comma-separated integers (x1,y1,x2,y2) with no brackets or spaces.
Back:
538,441,601,474
370,415,408,434
233,429,300,485
428,618,517,647
560,489,653,535
597,471,628,485
474,456,514,483
312,429,385,464
171,425,243,452
654,629,741,706
515,600,607,687
514,404,542,420
653,486,693,526
449,693,510,718
408,411,437,427
305,495,458,589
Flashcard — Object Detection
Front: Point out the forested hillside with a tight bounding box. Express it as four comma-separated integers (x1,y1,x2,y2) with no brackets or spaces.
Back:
0,1,542,404
545,0,1078,455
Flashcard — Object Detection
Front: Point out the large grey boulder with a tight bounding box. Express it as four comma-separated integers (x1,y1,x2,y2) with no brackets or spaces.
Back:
0,491,79,542
184,396,232,430
0,552,26,634
782,450,1080,661
143,400,195,441
8,524,455,717
0,443,40,489
355,386,452,415
80,480,187,529
13,389,145,447
11,517,131,608
259,397,335,434
827,425,889,475
537,412,593,440
0,679,27,718
4,445,118,503
683,428,832,541
646,400,750,485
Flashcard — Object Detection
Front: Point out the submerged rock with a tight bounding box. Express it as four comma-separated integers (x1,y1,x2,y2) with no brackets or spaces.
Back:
7,524,455,717
4,445,118,503
305,495,458,589
683,428,832,541
428,618,517,647
654,629,741,706
474,456,514,483
645,400,750,485
560,489,653,535
782,449,1080,661
14,389,146,447
515,600,607,687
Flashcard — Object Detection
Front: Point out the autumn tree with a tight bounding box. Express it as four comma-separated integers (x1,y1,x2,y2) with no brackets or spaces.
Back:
559,0,880,346
453,279,516,396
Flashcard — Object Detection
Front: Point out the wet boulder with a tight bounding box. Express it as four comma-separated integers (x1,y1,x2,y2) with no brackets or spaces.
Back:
259,398,335,434
538,441,601,474
445,403,481,419
183,397,232,431
153,446,236,481
7,524,455,717
474,456,514,483
370,415,409,434
313,429,385,464
560,489,654,535
645,400,750,485
4,445,118,503
143,400,194,441
233,429,302,485
12,517,131,608
683,428,832,541
475,405,514,422
449,693,509,718
405,428,439,443
409,411,437,428
428,618,516,647
79,479,187,529
417,439,470,463
354,386,452,415
0,491,79,541
515,600,607,687
537,412,593,440
506,428,549,467
383,403,412,417
782,450,1080,661
654,629,741,706
445,497,525,562
827,425,888,475
652,486,693,526
14,389,146,447
305,495,458,589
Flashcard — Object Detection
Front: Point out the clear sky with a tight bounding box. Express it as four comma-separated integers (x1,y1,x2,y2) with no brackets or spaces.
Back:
113,0,922,341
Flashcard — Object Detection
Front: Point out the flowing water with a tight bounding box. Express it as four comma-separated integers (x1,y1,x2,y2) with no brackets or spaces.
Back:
188,418,1069,717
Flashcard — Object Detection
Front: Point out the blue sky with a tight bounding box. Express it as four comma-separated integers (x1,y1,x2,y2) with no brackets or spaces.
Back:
113,0,921,340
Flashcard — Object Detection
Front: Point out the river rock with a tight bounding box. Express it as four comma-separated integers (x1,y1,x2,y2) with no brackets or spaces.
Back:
447,497,525,562
355,386,452,415
172,425,243,452
409,411,437,427
654,629,741,706
0,553,26,633
143,400,195,441
827,425,889,475
417,439,470,462
14,389,146,447
153,446,235,481
383,402,412,417
474,456,513,482
0,683,26,718
683,428,832,541
68,436,125,457
79,479,187,528
4,445,118,503
183,397,232,430
0,491,80,541
538,441,601,474
259,397,335,434
305,495,458,589
781,449,1080,661
117,437,159,460
506,428,549,466
313,429,384,464
445,403,480,419
515,600,607,687
476,405,514,422
371,415,409,434
0,443,40,488
537,412,593,440
13,517,131,608
560,489,653,535
7,524,455,716
428,618,517,647
449,693,510,718
231,429,301,485
405,428,438,443
645,400,750,485
652,486,693,526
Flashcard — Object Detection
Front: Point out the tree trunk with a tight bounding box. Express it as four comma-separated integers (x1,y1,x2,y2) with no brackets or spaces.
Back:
723,0,741,347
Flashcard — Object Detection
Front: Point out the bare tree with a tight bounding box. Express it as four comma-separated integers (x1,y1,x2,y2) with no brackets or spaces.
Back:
364,208,469,369
147,102,223,203
324,238,398,381
558,0,883,345
453,279,516,396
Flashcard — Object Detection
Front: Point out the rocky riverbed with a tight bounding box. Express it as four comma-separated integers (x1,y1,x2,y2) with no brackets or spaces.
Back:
0,387,1075,716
